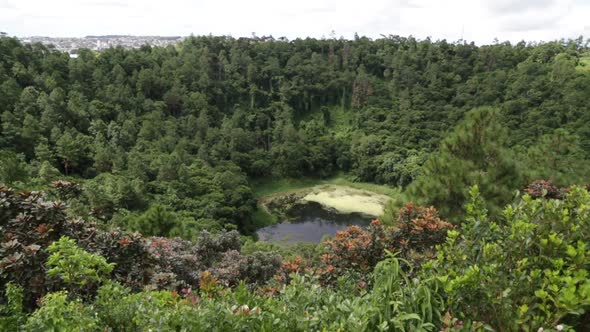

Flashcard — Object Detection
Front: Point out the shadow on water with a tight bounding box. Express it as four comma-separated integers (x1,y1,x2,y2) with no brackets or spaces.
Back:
256,202,371,244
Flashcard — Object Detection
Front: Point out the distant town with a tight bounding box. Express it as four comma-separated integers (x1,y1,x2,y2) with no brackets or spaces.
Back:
14,35,185,55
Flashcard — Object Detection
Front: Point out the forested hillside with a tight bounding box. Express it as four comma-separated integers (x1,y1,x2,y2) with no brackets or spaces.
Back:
1,35,590,229
2,35,590,331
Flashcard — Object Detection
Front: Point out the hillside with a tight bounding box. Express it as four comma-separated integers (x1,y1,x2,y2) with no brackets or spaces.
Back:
2,35,590,330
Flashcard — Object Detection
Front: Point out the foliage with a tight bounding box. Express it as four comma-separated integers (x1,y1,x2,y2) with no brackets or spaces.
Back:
0,186,71,309
46,236,114,297
394,203,454,248
0,150,28,185
370,252,443,331
2,36,590,233
125,204,178,236
13,254,442,332
1,33,590,331
320,207,451,283
211,250,282,287
24,292,99,331
3,184,590,331
0,185,278,310
0,283,26,331
49,179,82,201
519,129,590,186
319,221,391,283
429,185,590,330
523,179,564,199
408,107,523,220
0,185,147,304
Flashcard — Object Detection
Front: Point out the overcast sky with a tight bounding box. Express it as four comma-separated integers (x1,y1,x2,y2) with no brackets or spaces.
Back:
1,0,589,44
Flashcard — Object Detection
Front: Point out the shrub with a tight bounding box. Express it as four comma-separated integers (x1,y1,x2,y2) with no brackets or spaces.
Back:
46,236,114,298
49,180,82,201
524,179,563,199
319,206,451,284
430,185,590,330
24,292,99,331
0,186,71,309
0,283,26,331
211,250,281,287
0,185,157,308
394,203,453,252
145,236,203,289
319,221,392,284
83,230,153,291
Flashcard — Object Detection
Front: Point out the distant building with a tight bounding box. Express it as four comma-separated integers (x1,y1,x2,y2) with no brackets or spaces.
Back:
18,35,185,53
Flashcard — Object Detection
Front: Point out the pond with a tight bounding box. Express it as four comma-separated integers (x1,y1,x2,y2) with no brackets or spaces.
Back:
256,202,372,244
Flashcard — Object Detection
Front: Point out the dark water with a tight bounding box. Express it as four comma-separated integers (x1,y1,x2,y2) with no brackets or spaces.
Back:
256,202,371,244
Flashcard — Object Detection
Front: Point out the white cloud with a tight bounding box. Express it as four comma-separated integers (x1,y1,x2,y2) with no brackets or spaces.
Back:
0,0,588,44
485,0,557,15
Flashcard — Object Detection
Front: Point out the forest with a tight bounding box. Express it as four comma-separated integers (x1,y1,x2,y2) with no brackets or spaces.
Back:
1,34,590,331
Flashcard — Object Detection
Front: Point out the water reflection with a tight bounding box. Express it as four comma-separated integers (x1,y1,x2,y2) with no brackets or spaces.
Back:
256,203,371,244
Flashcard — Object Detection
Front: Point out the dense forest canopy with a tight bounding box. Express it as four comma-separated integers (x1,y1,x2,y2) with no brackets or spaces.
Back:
1,35,590,231
2,34,590,331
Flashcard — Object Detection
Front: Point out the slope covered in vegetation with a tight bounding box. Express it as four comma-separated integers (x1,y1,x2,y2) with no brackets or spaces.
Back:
1,35,590,330
1,35,590,229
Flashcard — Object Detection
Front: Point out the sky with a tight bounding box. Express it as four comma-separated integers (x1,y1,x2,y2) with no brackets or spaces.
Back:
1,0,589,45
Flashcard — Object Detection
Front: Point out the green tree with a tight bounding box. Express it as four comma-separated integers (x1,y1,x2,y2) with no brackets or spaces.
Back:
522,128,590,185
37,160,61,183
126,204,177,237
0,150,28,185
55,129,91,175
409,107,522,220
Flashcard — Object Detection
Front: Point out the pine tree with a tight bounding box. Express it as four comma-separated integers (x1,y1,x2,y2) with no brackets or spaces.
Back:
408,107,522,220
